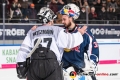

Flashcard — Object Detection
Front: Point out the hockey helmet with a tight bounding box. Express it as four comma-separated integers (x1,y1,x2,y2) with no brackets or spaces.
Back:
37,7,57,24
59,3,80,20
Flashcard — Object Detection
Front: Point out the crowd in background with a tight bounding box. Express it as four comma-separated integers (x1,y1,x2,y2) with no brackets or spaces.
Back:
0,0,120,24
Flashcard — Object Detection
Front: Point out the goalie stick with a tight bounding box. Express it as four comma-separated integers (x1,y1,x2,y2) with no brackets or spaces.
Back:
26,38,42,71
27,38,42,58
16,38,42,79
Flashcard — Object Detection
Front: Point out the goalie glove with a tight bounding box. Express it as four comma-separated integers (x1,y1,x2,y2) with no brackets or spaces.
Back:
16,57,30,79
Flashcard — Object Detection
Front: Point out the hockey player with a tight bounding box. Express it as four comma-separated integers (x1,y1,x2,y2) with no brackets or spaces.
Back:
59,3,99,80
16,7,86,80
30,3,99,80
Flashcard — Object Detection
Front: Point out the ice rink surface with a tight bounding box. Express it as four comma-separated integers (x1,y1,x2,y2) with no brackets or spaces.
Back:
0,64,120,80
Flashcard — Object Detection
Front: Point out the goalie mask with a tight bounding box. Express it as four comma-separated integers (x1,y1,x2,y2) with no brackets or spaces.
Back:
59,3,80,20
37,7,57,24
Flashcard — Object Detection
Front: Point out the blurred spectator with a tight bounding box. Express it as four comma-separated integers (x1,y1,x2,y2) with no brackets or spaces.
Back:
102,2,107,7
32,0,40,12
7,0,14,15
0,0,9,23
32,0,48,13
49,0,58,14
98,6,107,24
0,0,118,24
80,0,88,7
107,0,118,9
57,0,66,12
0,0,4,22
81,0,90,13
94,0,102,14
27,3,37,23
58,0,65,4
107,6,117,24
28,0,32,3
50,0,67,13
116,0,120,6
89,6,98,24
88,0,96,6
18,0,30,18
72,0,81,7
102,0,107,3
9,0,22,23
9,0,14,3
64,0,72,4
80,0,87,5
77,6,87,24
8,0,14,8
6,0,10,17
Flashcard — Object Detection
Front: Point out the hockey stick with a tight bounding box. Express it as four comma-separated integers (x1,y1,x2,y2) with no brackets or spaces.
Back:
27,38,42,58
0,38,41,69
16,38,42,79
26,38,42,67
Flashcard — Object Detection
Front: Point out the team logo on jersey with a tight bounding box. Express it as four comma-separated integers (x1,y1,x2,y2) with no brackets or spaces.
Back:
69,71,77,79
64,46,80,52
64,48,71,52
71,45,80,52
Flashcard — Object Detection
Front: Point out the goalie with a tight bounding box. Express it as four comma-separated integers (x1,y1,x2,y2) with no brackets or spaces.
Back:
59,3,99,80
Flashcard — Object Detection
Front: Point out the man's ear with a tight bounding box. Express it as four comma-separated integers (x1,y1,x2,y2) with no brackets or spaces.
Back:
69,17,75,23
69,17,73,22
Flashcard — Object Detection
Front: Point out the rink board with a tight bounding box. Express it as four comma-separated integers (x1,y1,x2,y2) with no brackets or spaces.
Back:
0,39,120,80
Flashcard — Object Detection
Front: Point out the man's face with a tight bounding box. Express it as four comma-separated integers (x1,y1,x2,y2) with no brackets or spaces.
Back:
61,15,71,28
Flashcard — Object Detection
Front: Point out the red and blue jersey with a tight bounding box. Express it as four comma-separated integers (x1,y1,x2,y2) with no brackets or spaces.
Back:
62,25,99,69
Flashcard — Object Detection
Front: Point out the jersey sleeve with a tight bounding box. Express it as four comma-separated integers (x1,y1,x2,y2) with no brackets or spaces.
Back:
86,28,99,63
92,38,99,62
16,30,32,62
57,29,83,49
